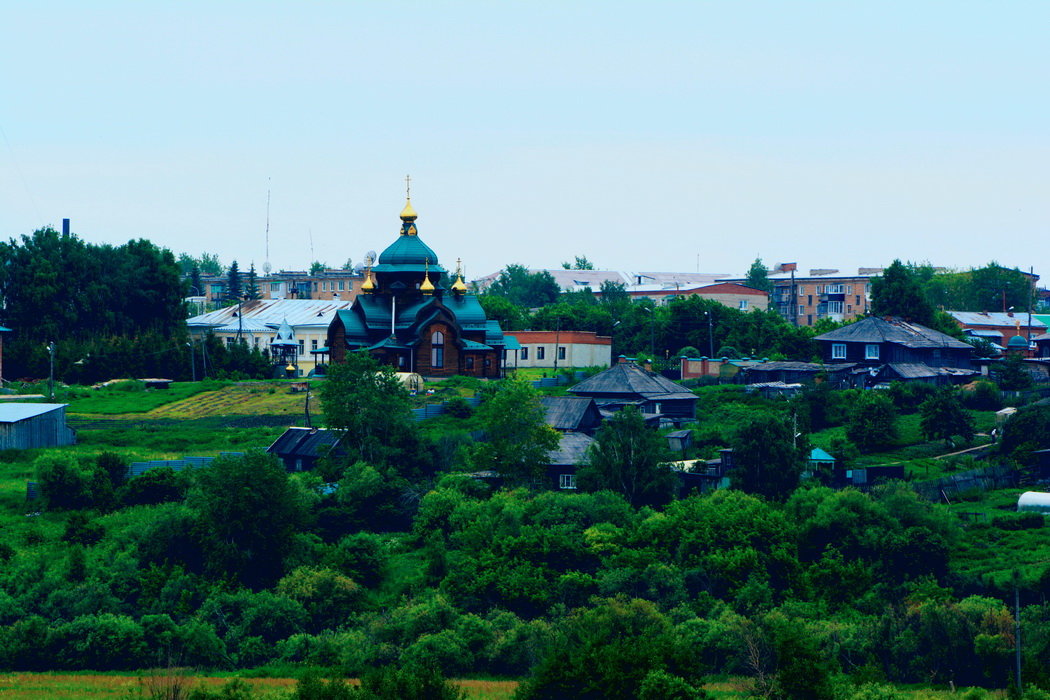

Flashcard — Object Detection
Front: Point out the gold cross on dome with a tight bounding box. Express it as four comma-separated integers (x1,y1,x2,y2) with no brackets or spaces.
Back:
405,174,411,199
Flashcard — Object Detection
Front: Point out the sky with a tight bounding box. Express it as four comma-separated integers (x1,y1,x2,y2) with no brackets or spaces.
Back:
2,1,1048,281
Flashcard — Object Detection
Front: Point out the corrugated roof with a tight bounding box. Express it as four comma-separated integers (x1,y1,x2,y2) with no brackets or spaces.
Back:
814,316,973,349
267,427,343,459
187,299,353,329
810,448,835,462
0,403,67,423
949,311,1047,329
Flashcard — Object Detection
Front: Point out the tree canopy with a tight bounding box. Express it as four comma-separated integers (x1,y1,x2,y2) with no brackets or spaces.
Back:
578,406,677,508
485,264,561,308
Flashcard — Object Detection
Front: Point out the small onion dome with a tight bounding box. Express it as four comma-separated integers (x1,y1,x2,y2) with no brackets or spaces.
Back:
361,270,376,293
451,275,467,294
1008,334,1028,349
400,198,418,222
420,258,436,295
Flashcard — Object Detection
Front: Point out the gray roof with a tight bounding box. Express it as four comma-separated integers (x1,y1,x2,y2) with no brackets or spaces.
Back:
746,361,856,373
548,432,595,467
814,316,973,350
570,361,698,401
187,298,353,330
883,363,978,379
1033,333,1050,342
0,403,67,423
541,396,601,431
949,311,1047,330
267,427,343,458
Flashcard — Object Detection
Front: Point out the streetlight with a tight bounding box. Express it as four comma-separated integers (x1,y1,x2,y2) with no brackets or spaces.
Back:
704,311,714,357
45,342,55,400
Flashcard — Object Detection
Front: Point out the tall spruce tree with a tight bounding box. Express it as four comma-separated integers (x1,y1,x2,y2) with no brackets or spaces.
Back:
227,260,242,301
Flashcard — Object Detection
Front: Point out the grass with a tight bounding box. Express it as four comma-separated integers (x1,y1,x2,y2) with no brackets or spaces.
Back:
0,673,519,699
62,381,226,414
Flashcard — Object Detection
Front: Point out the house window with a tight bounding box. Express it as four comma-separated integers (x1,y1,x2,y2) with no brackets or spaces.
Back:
798,286,805,296
298,340,305,356
559,474,577,490
537,347,546,360
558,346,566,360
739,299,748,310
832,343,846,359
798,305,805,316
826,301,844,314
270,282,281,292
313,282,318,292
856,295,861,305
847,305,852,313
846,285,853,294
311,339,318,351
465,356,475,370
520,347,529,360
865,344,880,360
816,285,823,294
338,281,344,291
431,330,444,368
826,284,845,294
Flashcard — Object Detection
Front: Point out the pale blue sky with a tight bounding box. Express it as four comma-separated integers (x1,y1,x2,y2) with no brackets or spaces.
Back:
3,2,1047,279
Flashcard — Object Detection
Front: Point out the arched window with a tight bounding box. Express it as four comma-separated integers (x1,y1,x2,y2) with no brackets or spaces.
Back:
431,330,445,368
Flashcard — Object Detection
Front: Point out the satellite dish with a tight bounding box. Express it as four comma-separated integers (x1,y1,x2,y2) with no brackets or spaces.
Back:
363,250,377,266
263,261,272,275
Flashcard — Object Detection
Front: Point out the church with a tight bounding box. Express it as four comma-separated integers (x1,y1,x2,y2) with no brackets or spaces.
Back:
326,196,508,378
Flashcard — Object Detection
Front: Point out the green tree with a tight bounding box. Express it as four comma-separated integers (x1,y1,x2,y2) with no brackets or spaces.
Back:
245,263,260,300
562,255,595,270
318,353,417,469
226,260,242,301
478,294,528,331
728,414,806,500
470,378,558,484
745,258,772,293
188,451,307,588
486,264,561,308
993,352,1034,390
310,261,327,275
919,389,975,447
870,260,935,326
577,407,676,507
845,392,899,452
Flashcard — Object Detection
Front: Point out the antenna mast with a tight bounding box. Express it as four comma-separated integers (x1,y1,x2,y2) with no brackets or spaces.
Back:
263,178,272,275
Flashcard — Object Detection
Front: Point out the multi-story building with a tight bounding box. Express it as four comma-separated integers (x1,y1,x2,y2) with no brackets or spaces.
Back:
262,269,364,301
761,267,883,326
504,330,613,370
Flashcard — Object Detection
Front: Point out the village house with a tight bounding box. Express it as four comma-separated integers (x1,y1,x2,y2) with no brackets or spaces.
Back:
948,311,1046,352
505,330,612,370
814,316,977,386
569,357,697,427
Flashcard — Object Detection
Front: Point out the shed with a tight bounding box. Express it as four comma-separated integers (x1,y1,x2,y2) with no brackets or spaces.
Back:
0,404,76,449
266,427,345,471
996,407,1018,425
1017,491,1050,513
665,429,693,452
809,448,836,470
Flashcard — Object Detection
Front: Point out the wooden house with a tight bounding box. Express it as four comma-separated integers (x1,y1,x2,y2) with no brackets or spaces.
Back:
569,358,697,426
541,396,603,433
544,432,595,490
814,316,975,385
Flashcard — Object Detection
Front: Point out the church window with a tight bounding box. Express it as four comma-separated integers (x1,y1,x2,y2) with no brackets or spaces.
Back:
431,330,445,368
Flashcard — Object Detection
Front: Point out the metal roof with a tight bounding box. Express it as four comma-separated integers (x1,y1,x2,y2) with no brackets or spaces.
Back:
548,432,595,467
570,361,698,402
949,311,1047,329
541,396,601,431
810,448,835,462
0,403,68,422
187,299,353,330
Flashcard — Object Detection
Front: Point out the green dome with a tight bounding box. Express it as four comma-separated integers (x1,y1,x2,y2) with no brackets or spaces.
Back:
1008,334,1028,348
378,234,439,266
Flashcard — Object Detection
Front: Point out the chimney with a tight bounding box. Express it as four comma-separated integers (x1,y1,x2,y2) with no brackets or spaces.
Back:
617,355,630,364
62,218,70,236
643,360,652,372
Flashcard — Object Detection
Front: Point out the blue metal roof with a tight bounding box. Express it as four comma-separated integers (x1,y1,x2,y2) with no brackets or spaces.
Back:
0,403,67,422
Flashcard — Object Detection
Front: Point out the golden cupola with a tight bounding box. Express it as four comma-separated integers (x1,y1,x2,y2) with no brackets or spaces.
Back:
451,258,468,295
420,258,435,295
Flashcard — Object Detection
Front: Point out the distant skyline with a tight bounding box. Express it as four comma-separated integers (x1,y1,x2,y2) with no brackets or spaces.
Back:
3,2,1047,280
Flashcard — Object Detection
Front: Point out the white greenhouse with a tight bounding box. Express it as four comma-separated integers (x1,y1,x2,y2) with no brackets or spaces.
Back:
1016,491,1050,513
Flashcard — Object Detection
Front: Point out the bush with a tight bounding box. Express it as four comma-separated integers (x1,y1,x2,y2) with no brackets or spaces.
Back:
992,512,1044,531
961,380,1002,411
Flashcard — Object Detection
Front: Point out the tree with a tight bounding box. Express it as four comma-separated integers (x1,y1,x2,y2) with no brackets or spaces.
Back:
993,353,1034,390
245,263,260,300
919,389,975,447
729,414,806,500
470,378,559,484
310,261,327,275
188,452,307,588
845,392,899,452
562,255,594,270
190,265,202,297
745,258,772,293
477,294,527,331
319,353,417,469
870,260,935,326
486,264,561,308
577,407,676,508
227,260,242,301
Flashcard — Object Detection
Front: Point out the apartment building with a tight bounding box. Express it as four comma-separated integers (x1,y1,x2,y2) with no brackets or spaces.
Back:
767,268,882,326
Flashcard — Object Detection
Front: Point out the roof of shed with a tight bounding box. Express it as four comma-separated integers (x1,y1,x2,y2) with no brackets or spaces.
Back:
0,403,67,422
266,427,343,458
541,396,599,431
188,299,353,329
814,316,973,349
949,311,1047,329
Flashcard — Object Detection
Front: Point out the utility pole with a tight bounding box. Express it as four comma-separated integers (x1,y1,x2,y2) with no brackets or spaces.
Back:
188,341,196,382
1015,572,1023,694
